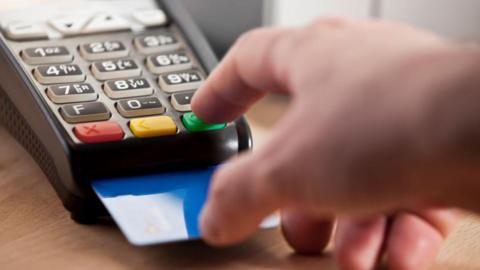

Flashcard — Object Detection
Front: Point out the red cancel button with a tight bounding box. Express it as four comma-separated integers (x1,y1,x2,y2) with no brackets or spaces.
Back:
74,122,124,143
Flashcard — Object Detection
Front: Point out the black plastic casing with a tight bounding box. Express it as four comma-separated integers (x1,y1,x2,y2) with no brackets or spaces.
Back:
0,0,252,223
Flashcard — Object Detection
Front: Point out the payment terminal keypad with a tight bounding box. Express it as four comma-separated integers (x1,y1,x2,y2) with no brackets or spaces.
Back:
4,8,226,144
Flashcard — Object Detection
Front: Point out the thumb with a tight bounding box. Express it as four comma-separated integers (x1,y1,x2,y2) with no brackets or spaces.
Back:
200,109,309,246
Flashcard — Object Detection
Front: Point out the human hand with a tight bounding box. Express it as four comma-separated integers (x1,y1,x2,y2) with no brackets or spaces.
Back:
192,17,480,269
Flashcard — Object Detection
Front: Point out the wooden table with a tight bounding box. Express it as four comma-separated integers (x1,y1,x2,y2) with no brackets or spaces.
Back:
1,96,480,270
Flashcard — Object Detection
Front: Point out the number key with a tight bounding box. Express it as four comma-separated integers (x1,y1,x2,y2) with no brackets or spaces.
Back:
103,78,153,99
46,83,97,104
79,41,129,61
91,59,141,80
158,70,203,93
34,64,85,84
21,46,72,65
134,32,180,54
146,52,192,74
117,97,165,117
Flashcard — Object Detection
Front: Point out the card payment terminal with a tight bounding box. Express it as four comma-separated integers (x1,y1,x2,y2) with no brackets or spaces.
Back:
0,0,252,224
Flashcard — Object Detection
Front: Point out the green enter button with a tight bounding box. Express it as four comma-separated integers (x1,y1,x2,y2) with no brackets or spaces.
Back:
182,112,226,132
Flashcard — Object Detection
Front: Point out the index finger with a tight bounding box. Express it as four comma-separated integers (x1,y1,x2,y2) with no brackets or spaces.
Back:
191,27,294,123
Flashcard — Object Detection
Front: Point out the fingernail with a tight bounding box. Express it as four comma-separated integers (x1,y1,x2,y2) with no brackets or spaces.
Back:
200,206,223,243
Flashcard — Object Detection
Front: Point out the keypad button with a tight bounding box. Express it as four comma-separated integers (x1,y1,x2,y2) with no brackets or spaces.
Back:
46,83,98,104
79,41,129,61
134,33,180,54
74,121,124,143
60,102,111,123
34,64,85,84
82,14,130,34
117,97,165,117
146,52,193,74
48,16,89,36
21,46,72,65
4,22,48,40
182,112,226,132
103,78,153,99
91,59,141,80
171,91,194,112
132,9,168,27
130,116,177,138
158,70,203,93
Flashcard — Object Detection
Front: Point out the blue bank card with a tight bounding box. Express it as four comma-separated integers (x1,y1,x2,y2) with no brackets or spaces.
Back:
92,167,279,246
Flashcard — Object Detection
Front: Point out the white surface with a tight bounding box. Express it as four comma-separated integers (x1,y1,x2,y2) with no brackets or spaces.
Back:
5,22,49,40
99,193,189,246
381,0,480,41
82,13,130,34
269,0,480,42
49,16,90,35
268,0,372,26
132,9,168,27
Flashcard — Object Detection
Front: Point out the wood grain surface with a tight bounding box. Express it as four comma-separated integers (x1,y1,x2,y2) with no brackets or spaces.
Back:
0,96,480,270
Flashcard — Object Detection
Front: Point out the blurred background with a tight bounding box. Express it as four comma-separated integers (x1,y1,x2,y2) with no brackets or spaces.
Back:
183,0,480,58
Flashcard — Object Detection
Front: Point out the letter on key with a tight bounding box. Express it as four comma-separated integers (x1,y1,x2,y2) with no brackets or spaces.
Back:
60,102,111,123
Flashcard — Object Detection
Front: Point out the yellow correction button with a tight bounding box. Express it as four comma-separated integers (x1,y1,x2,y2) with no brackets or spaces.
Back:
130,116,177,138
